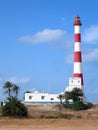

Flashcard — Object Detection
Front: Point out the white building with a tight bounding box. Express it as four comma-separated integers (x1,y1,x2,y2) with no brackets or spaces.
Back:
24,91,63,104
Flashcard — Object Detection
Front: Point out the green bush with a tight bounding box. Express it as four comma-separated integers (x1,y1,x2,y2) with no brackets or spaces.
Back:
71,101,87,110
86,102,93,108
1,96,28,117
64,101,92,111
45,114,73,119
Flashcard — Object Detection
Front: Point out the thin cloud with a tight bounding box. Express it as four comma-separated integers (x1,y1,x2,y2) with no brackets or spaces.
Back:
65,49,98,63
18,29,66,44
4,77,32,84
86,89,98,94
65,54,73,63
82,25,98,44
83,49,98,62
0,78,2,82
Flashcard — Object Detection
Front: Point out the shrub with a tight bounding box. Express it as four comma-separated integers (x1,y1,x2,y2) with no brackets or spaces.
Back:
86,102,93,108
1,96,28,117
64,101,92,111
71,101,87,110
45,114,73,119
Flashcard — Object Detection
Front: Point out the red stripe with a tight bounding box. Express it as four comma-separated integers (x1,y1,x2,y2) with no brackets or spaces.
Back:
73,73,83,85
74,52,81,62
74,20,81,26
74,34,81,42
74,16,82,26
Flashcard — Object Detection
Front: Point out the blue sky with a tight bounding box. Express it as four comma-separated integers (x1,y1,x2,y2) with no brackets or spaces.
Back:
0,0,98,103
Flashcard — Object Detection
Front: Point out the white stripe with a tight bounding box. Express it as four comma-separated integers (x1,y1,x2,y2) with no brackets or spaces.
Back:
74,25,80,34
74,42,81,52
74,62,82,73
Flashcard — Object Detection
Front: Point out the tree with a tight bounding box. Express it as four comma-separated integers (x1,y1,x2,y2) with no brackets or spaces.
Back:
2,82,28,117
3,81,13,97
13,84,19,97
65,87,84,102
64,88,93,111
58,94,64,104
2,96,28,117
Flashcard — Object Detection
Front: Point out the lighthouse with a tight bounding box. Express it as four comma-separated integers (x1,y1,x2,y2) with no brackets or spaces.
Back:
73,16,83,86
66,16,84,92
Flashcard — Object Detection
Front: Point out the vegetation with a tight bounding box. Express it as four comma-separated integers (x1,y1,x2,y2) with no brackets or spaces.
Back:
2,81,28,118
12,84,19,97
45,113,73,119
3,81,19,97
1,96,28,117
3,81,13,97
65,87,84,102
64,87,93,111
57,94,64,104
64,101,86,111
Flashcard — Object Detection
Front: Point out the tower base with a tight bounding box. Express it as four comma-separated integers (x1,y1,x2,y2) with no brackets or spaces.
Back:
65,77,85,101
65,77,83,91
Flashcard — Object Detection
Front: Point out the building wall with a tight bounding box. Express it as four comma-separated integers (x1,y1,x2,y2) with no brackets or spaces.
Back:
66,77,83,91
25,91,60,104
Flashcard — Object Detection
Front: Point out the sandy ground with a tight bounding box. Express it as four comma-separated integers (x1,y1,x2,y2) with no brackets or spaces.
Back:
0,104,98,130
0,118,98,130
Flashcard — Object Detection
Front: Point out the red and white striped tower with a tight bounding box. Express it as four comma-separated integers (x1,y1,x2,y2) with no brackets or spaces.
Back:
73,16,83,87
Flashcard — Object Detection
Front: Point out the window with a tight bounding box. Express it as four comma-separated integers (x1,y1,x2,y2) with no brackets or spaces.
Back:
41,96,45,100
50,98,54,100
29,96,32,100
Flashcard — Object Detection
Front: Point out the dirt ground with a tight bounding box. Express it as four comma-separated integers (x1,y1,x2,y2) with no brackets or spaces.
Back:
0,118,98,130
27,104,98,119
0,104,98,130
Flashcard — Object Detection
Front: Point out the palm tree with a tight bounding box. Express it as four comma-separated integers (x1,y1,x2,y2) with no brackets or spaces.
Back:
65,87,84,102
13,84,19,97
71,88,84,102
58,94,64,104
3,81,13,97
